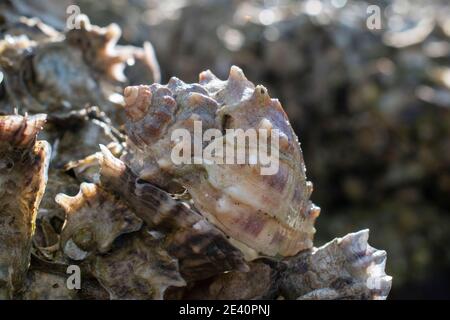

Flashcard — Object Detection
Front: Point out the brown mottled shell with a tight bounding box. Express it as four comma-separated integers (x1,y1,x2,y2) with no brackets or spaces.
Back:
122,66,320,259
22,270,78,300
55,183,142,260
0,114,50,298
90,231,186,300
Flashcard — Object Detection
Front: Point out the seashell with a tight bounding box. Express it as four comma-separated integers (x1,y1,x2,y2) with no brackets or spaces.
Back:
184,230,392,300
55,182,142,260
98,146,248,280
0,114,50,298
65,15,128,83
183,261,275,300
90,231,186,300
0,17,159,122
122,66,320,259
279,229,392,300
22,270,78,300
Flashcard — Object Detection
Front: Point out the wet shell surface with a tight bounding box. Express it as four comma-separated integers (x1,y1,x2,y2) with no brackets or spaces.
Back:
122,66,320,259
0,114,50,298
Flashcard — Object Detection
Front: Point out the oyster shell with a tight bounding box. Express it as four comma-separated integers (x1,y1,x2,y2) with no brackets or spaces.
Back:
279,230,392,300
183,229,392,300
55,182,142,260
184,261,275,300
0,114,50,298
22,269,78,300
90,231,186,300
122,66,320,259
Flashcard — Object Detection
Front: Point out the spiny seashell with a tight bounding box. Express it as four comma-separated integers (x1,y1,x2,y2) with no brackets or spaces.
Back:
122,66,320,259
65,15,128,83
65,14,160,85
279,229,392,300
98,146,248,280
55,182,142,261
90,231,186,300
182,229,392,300
0,114,50,298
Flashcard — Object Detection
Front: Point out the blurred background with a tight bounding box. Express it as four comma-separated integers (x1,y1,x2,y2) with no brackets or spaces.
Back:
4,0,450,299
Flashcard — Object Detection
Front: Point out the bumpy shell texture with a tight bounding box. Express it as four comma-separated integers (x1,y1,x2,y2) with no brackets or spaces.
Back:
123,66,320,259
279,229,393,300
0,114,50,298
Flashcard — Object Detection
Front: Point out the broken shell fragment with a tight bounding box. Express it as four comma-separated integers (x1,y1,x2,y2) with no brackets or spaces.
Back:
0,114,50,298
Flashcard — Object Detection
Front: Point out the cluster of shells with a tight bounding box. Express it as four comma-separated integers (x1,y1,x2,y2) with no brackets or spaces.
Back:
0,1,391,299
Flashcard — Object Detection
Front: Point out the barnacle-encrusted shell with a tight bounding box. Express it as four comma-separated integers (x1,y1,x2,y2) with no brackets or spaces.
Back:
98,146,248,280
0,114,50,298
90,232,186,300
55,183,142,260
279,229,393,300
123,66,320,258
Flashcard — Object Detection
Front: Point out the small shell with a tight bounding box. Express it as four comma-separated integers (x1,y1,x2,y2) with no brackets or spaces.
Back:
122,66,320,259
55,183,142,260
0,114,50,298
279,229,392,300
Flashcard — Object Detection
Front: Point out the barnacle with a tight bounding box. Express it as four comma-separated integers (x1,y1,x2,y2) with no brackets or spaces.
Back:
122,66,320,259
0,114,50,298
